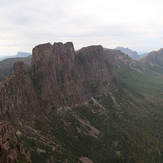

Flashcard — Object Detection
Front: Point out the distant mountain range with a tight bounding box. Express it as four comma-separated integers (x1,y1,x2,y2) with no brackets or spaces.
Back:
0,52,31,61
115,47,148,59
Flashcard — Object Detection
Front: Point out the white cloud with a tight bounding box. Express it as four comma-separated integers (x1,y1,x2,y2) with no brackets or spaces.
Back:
0,0,163,55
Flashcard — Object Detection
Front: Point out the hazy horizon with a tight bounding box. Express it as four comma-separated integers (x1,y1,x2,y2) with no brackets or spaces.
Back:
0,44,150,58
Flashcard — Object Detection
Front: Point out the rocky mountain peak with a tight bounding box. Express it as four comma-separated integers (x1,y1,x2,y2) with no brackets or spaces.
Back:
76,45,110,85
140,48,163,66
31,42,75,68
0,42,126,118
77,45,103,53
31,43,53,65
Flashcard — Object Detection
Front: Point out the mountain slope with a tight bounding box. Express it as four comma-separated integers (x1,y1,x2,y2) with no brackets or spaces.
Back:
115,47,139,59
0,56,31,82
19,57,163,162
0,42,163,162
140,48,163,65
139,48,163,76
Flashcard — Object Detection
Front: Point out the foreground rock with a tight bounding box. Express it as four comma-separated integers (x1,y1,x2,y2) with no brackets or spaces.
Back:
0,121,31,163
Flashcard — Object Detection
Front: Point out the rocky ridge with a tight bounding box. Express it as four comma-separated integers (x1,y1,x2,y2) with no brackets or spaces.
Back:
0,42,162,162
0,42,130,118
115,46,139,59
140,48,163,66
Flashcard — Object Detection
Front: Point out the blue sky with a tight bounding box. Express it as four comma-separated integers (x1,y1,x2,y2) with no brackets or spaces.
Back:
0,0,163,56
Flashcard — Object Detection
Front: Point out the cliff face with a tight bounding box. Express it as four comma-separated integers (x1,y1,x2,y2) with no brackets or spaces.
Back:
0,42,126,117
30,42,113,113
0,121,31,163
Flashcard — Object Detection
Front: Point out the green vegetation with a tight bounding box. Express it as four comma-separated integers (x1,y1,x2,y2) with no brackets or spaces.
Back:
19,90,163,162
16,57,163,162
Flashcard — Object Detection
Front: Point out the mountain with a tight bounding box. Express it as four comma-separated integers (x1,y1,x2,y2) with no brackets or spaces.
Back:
0,56,31,82
15,52,31,57
0,42,163,162
115,47,139,59
0,42,117,118
140,48,163,65
0,52,31,61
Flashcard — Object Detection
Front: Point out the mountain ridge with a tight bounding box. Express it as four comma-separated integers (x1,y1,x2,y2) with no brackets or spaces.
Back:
140,48,163,66
0,42,163,162
0,42,120,119
0,52,31,61
115,46,140,59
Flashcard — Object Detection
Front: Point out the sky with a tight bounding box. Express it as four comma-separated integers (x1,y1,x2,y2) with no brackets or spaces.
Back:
0,0,163,56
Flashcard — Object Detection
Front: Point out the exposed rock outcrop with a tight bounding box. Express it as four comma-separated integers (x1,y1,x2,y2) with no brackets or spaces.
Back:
29,42,114,113
140,48,163,66
0,61,38,118
0,121,31,163
0,42,128,118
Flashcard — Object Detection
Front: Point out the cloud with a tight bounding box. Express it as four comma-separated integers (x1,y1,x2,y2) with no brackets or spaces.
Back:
0,0,163,55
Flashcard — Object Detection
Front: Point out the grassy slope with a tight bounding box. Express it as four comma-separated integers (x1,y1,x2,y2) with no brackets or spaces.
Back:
17,61,163,163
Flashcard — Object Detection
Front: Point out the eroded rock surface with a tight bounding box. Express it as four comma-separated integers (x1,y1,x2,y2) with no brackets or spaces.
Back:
0,42,128,118
0,121,31,163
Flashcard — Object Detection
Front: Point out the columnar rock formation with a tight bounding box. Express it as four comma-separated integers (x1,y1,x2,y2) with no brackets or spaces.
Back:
0,42,128,118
